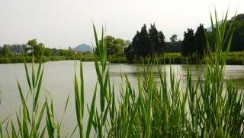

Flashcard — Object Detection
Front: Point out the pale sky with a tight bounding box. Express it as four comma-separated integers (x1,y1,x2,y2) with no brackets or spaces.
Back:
0,0,243,49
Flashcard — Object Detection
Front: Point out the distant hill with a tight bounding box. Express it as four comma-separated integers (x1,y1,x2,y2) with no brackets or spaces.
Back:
73,44,93,52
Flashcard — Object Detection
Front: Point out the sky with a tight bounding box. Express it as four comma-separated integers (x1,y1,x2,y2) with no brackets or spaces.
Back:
0,0,243,49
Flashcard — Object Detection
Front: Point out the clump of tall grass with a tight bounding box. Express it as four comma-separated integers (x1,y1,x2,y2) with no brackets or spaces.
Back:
196,11,243,137
79,11,244,137
45,96,69,138
7,61,46,138
0,90,2,138
2,57,68,137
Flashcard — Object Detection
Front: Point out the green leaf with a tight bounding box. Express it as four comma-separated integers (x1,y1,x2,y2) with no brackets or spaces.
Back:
86,83,97,138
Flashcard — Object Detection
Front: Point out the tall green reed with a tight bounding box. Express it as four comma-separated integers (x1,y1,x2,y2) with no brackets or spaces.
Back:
88,25,115,137
73,60,85,137
197,11,244,137
0,91,2,138
84,11,244,137
45,96,69,138
11,61,46,138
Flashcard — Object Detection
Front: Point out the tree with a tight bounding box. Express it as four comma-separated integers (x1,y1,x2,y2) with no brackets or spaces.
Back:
229,20,244,51
170,34,178,43
182,29,195,57
43,48,52,57
165,41,182,53
27,39,44,58
101,36,125,57
194,24,207,58
124,44,135,62
127,24,166,61
114,38,125,47
148,24,166,57
59,49,73,57
105,36,116,57
156,31,166,54
207,16,244,52
2,44,10,57
134,24,150,58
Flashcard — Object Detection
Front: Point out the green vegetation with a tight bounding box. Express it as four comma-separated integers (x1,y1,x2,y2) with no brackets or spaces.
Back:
232,77,244,88
124,24,166,62
165,34,182,53
0,49,94,64
0,50,243,65
226,16,244,51
0,39,95,63
100,36,128,58
2,45,10,57
13,61,45,137
0,90,2,138
181,24,208,59
1,14,244,64
109,52,244,65
0,11,244,137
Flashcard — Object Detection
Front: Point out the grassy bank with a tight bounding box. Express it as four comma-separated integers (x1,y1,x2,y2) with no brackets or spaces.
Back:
0,51,243,65
161,51,244,65
0,54,94,63
0,13,244,137
109,51,244,65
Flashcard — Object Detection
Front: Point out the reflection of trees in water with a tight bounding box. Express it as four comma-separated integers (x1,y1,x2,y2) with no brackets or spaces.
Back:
109,64,244,90
180,65,244,89
180,65,205,80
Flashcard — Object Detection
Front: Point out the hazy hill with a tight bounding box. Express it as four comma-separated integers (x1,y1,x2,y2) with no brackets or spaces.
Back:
73,44,93,52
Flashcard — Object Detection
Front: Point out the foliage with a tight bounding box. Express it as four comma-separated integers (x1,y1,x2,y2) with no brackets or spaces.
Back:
74,60,85,137
228,18,244,51
165,41,182,53
181,24,208,61
58,49,74,57
102,36,124,58
170,34,178,43
124,44,135,63
134,25,150,58
0,90,2,138
181,28,195,57
110,55,127,63
125,24,166,62
159,52,185,64
206,14,244,52
194,24,208,58
26,39,45,59
2,45,10,57
149,24,166,56
12,61,46,138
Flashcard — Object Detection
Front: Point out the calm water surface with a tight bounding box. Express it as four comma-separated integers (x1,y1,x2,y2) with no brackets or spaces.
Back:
0,61,243,136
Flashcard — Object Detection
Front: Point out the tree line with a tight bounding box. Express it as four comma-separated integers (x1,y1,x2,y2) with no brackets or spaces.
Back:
1,14,243,63
123,15,244,63
0,39,81,58
33,16,241,63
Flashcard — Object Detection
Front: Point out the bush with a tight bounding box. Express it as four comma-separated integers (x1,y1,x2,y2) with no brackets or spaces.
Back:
110,55,127,63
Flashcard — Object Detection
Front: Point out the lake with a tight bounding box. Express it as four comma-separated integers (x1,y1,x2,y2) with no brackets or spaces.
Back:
0,61,243,136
